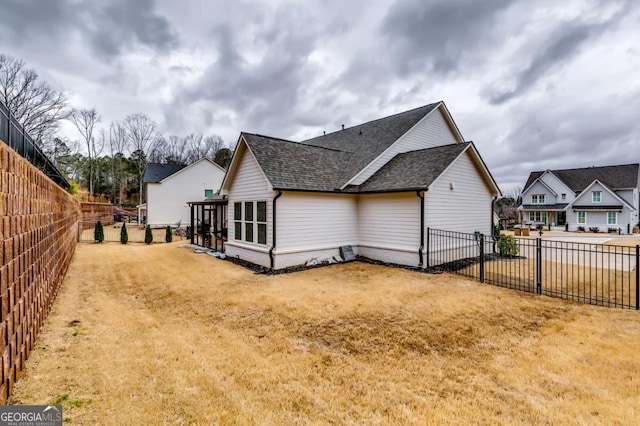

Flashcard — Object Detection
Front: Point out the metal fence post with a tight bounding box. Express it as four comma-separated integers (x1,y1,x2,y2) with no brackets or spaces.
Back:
636,244,640,311
479,234,485,283
536,238,542,295
426,227,430,269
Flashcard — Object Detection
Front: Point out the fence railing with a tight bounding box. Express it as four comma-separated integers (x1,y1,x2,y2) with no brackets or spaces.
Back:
0,100,69,189
426,228,639,310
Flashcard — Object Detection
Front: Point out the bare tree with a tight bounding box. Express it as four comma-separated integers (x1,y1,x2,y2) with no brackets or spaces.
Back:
69,108,102,194
0,54,68,142
109,121,128,204
124,113,156,203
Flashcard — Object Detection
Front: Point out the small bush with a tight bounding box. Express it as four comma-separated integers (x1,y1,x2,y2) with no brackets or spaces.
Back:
577,226,585,232
165,226,173,243
497,235,519,257
145,225,153,244
120,223,128,244
94,221,104,243
493,224,501,237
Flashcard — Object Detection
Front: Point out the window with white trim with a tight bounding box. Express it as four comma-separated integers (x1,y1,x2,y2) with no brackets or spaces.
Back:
607,211,617,225
592,191,601,203
531,194,545,204
232,201,267,245
577,211,587,224
561,193,566,201
529,211,547,223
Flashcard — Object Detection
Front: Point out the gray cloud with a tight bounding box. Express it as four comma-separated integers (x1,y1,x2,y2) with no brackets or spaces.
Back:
0,0,178,60
380,0,513,75
485,22,607,105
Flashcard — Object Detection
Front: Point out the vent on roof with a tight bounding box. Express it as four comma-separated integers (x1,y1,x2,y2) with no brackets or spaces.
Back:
341,124,344,130
359,129,363,135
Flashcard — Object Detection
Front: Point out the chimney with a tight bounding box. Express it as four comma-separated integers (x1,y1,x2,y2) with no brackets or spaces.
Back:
341,124,344,131
323,131,325,136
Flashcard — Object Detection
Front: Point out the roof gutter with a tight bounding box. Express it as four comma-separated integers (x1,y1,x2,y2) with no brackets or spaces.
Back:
269,190,283,269
417,190,427,267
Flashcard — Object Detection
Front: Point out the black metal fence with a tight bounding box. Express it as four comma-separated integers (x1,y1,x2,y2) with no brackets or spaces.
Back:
426,228,639,310
0,100,69,189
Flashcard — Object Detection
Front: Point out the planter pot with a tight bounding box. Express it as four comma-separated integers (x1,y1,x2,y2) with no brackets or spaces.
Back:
514,228,521,236
634,227,639,234
522,228,530,236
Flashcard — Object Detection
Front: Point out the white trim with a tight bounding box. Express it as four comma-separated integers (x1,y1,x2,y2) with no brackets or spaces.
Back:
221,136,273,193
567,179,636,210
592,190,602,203
607,211,617,225
523,176,558,197
158,157,225,184
342,102,464,189
427,143,501,196
225,241,270,253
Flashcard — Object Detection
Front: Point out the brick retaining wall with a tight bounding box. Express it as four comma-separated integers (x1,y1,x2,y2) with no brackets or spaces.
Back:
80,202,114,229
0,140,81,402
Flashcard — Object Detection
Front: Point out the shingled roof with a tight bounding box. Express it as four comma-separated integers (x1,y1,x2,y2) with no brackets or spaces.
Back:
524,164,640,193
143,163,187,183
354,143,471,193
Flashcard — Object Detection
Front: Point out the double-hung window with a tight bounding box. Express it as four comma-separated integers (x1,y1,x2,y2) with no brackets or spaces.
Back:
531,194,545,204
234,202,242,240
529,211,547,223
592,191,601,203
577,211,587,224
607,212,617,225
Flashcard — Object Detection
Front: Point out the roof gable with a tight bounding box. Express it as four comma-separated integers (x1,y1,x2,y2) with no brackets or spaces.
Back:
355,143,470,193
143,163,187,183
158,157,225,183
568,179,635,210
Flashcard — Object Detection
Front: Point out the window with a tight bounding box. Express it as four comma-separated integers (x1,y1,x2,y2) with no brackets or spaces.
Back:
607,212,617,225
577,211,586,224
204,189,214,198
244,202,254,242
257,201,267,245
531,194,545,204
592,191,601,203
233,200,268,245
233,202,242,240
561,193,566,201
529,211,547,223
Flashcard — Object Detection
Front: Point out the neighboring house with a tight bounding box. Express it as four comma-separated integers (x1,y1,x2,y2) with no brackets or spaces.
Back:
519,164,640,233
220,101,501,269
139,158,226,227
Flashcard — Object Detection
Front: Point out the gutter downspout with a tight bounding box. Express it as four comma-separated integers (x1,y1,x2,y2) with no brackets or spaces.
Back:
269,190,283,269
491,196,498,253
417,190,426,267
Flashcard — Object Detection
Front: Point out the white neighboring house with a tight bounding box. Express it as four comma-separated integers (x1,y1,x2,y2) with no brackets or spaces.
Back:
220,101,501,269
140,158,226,227
519,164,640,233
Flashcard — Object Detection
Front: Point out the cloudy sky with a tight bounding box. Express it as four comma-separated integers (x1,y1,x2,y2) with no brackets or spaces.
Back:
1,0,639,192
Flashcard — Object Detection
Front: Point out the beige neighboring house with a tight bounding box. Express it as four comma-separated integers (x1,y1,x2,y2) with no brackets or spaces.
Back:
220,101,501,270
138,158,226,227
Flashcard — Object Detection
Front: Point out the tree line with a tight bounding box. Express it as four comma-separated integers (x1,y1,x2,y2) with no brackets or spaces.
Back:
0,53,232,206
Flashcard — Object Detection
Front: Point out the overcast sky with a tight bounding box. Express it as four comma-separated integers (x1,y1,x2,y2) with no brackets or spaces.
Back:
1,0,638,192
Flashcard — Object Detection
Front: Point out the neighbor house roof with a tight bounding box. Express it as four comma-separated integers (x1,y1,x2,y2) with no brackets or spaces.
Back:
143,163,187,183
524,164,640,193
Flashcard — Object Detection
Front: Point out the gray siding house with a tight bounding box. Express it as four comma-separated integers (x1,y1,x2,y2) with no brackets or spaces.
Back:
519,164,640,233
220,101,500,269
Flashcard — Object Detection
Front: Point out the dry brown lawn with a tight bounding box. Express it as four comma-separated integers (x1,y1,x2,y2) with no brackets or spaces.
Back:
10,243,640,425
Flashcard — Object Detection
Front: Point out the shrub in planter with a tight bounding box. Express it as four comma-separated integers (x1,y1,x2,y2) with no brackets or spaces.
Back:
145,225,153,244
120,222,128,244
497,235,519,257
94,221,104,243
165,226,173,243
577,226,585,232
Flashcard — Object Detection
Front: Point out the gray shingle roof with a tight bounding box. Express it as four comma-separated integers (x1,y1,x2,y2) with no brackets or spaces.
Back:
354,143,470,193
520,204,568,210
143,163,187,183
302,103,440,184
240,103,453,192
524,164,640,193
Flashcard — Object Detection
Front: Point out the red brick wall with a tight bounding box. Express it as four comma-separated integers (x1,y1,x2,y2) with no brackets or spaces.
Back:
80,202,113,229
0,140,81,402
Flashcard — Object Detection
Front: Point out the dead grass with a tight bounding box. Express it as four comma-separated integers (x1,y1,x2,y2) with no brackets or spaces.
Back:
10,243,640,425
